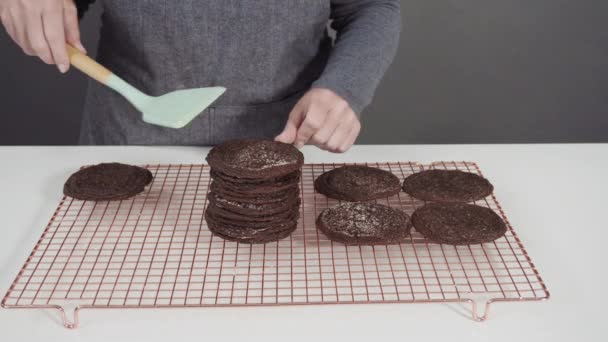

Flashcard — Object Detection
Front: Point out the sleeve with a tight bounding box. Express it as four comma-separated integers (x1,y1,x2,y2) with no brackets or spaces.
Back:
74,0,96,19
311,0,402,115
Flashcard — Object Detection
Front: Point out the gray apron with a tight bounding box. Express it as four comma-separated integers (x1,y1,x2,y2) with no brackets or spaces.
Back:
80,1,332,145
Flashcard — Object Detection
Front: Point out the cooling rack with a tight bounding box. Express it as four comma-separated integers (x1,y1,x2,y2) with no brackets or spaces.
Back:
1,161,549,328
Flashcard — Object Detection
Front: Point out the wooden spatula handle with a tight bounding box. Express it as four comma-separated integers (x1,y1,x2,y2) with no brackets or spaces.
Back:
67,44,113,84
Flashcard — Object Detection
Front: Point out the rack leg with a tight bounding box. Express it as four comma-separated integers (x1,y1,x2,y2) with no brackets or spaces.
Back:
470,300,491,322
58,306,80,329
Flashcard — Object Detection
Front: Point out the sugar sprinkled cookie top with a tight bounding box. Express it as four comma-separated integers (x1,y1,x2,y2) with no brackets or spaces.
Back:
206,139,304,178
316,203,410,245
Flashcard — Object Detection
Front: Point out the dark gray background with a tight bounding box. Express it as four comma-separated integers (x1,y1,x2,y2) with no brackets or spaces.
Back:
1,0,607,145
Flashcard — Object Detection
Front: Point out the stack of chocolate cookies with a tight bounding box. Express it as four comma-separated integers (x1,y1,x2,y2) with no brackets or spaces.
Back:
205,139,304,244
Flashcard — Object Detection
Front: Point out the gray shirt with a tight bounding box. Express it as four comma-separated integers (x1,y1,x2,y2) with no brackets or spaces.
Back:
78,1,401,145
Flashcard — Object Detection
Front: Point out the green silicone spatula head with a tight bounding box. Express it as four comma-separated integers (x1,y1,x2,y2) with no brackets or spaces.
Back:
106,76,225,128
67,45,225,129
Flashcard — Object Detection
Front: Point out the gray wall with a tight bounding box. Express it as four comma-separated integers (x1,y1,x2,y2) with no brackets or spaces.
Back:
1,1,607,145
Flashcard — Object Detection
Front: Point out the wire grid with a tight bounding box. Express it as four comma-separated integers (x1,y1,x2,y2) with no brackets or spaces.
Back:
2,162,549,328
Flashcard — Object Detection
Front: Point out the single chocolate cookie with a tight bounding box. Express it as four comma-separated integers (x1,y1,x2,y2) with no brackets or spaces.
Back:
210,181,299,203
205,208,299,231
211,169,301,185
316,203,411,245
411,202,507,245
205,210,297,244
315,165,401,201
64,163,153,201
402,169,493,202
208,191,300,217
206,139,304,179
206,202,300,224
209,225,296,244
211,172,300,194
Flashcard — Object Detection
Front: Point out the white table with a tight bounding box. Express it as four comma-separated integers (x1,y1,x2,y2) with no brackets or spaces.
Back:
0,144,605,341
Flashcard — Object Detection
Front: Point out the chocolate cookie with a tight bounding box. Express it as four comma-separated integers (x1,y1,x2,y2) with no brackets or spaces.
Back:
205,209,299,232
316,203,411,245
210,181,299,203
209,226,296,244
411,202,507,245
205,210,297,244
211,169,301,185
64,163,153,201
208,192,300,217
206,202,300,224
206,139,304,179
211,174,300,194
402,169,493,202
315,165,401,201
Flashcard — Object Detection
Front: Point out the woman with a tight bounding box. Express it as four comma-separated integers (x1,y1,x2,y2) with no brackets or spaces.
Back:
1,0,400,152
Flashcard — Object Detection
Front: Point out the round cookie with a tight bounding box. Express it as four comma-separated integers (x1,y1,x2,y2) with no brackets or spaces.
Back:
210,181,299,203
209,226,296,244
402,169,493,202
315,165,401,201
206,139,304,179
205,207,295,229
212,180,299,196
208,192,300,217
64,163,153,201
211,173,300,194
206,202,300,224
211,169,301,185
205,210,297,244
411,202,507,245
316,203,411,245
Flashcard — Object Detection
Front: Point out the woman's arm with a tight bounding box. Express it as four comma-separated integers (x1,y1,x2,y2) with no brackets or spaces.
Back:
313,0,402,115
276,0,401,153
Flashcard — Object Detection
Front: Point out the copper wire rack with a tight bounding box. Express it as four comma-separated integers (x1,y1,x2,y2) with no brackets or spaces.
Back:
1,161,549,329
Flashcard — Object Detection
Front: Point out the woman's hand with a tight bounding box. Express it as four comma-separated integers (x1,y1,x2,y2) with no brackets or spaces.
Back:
275,88,361,153
0,0,86,73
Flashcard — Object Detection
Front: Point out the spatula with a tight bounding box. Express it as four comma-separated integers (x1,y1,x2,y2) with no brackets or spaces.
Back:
66,45,225,129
